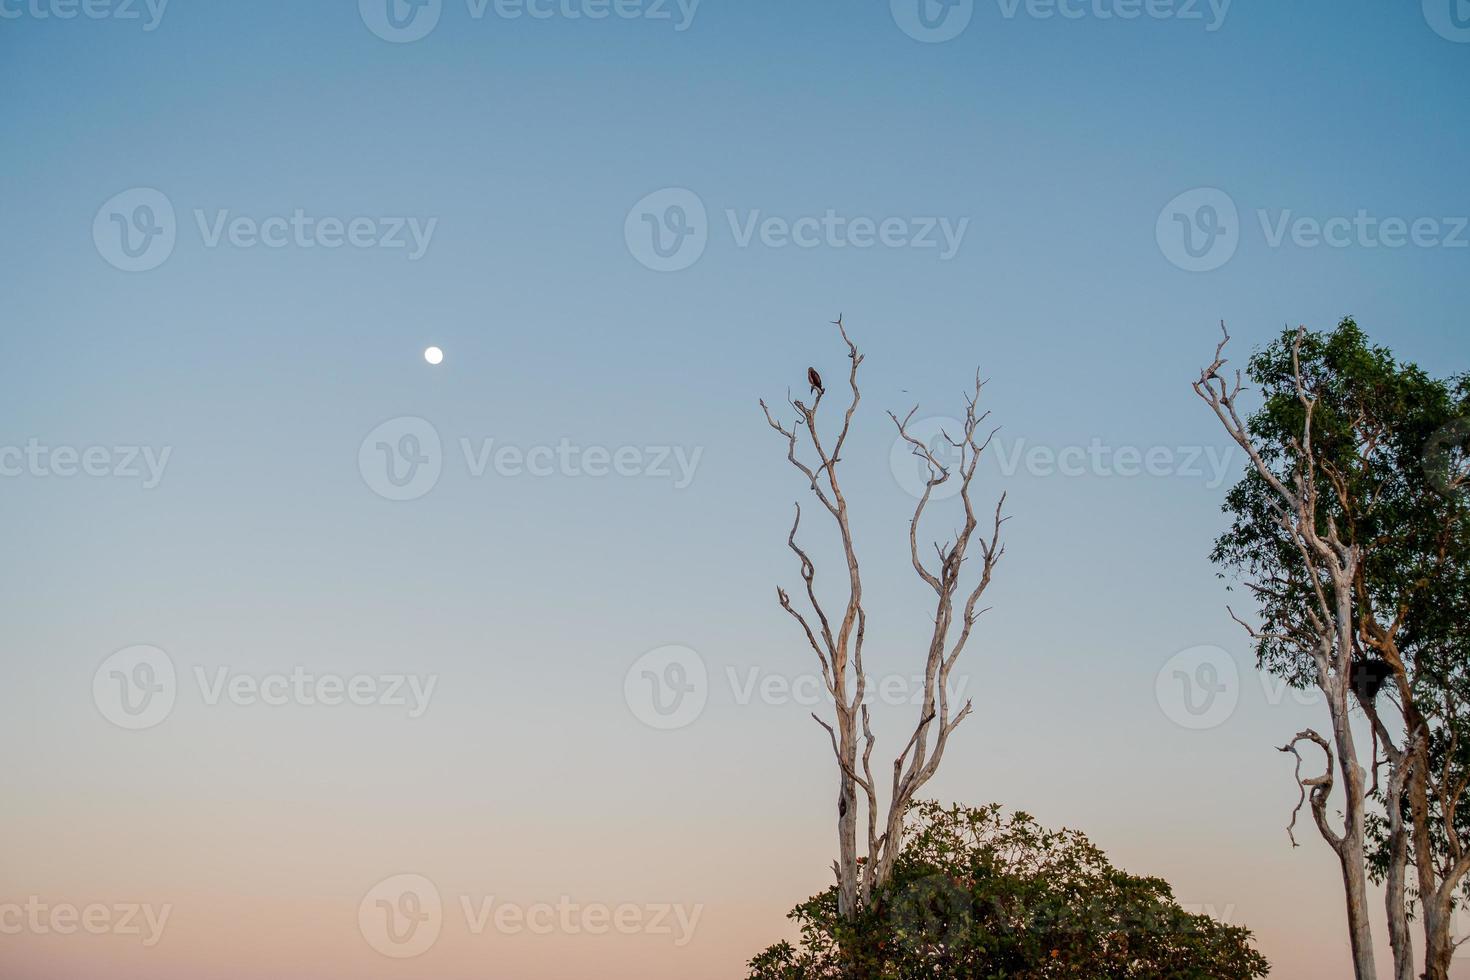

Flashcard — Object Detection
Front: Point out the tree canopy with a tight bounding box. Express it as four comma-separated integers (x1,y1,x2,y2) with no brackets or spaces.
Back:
1210,317,1469,692
1206,317,1470,977
748,801,1270,980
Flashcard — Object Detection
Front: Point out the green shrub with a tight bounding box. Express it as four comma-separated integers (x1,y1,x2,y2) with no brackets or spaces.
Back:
749,801,1269,979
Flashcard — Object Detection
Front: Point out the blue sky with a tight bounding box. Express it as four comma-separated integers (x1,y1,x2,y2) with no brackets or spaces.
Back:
1,2,1467,978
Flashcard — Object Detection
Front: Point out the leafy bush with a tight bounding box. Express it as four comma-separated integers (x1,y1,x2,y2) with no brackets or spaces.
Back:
749,801,1269,979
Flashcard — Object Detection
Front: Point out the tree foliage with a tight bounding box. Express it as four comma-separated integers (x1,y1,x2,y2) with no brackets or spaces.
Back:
1210,317,1469,692
748,801,1270,980
1206,317,1470,976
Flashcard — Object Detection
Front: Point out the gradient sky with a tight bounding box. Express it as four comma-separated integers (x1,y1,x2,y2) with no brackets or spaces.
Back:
2,2,1468,978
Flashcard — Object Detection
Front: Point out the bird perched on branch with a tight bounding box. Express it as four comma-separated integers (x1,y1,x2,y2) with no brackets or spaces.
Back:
808,367,824,396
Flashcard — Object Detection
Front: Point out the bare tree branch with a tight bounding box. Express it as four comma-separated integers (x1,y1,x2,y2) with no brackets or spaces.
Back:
763,318,1003,915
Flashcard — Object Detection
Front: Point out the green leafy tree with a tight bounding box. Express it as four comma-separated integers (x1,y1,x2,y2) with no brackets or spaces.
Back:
748,801,1269,980
1202,318,1470,979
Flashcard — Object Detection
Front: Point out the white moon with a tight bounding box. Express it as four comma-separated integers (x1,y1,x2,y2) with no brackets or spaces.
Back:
423,346,444,365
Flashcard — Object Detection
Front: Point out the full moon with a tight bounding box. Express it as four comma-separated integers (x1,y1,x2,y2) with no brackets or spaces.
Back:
423,346,444,365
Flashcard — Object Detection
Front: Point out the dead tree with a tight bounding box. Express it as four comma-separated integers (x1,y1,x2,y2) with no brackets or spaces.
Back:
761,317,1005,921
1194,324,1379,980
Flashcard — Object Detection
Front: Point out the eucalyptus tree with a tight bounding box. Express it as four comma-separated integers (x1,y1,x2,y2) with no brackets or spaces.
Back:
1196,318,1470,980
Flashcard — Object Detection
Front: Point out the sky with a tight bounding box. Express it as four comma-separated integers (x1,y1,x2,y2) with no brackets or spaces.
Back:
1,1,1467,977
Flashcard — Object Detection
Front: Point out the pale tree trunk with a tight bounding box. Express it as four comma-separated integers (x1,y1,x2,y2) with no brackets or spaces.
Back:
1281,698,1378,980
1335,735,1378,979
837,749,858,916
1332,597,1380,980
1421,801,1470,980
762,317,1004,932
1423,895,1453,980
1402,694,1467,980
1382,815,1415,980
1372,709,1417,980
1350,687,1442,980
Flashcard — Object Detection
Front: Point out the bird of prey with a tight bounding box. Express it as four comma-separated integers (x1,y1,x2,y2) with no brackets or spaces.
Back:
808,367,824,395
